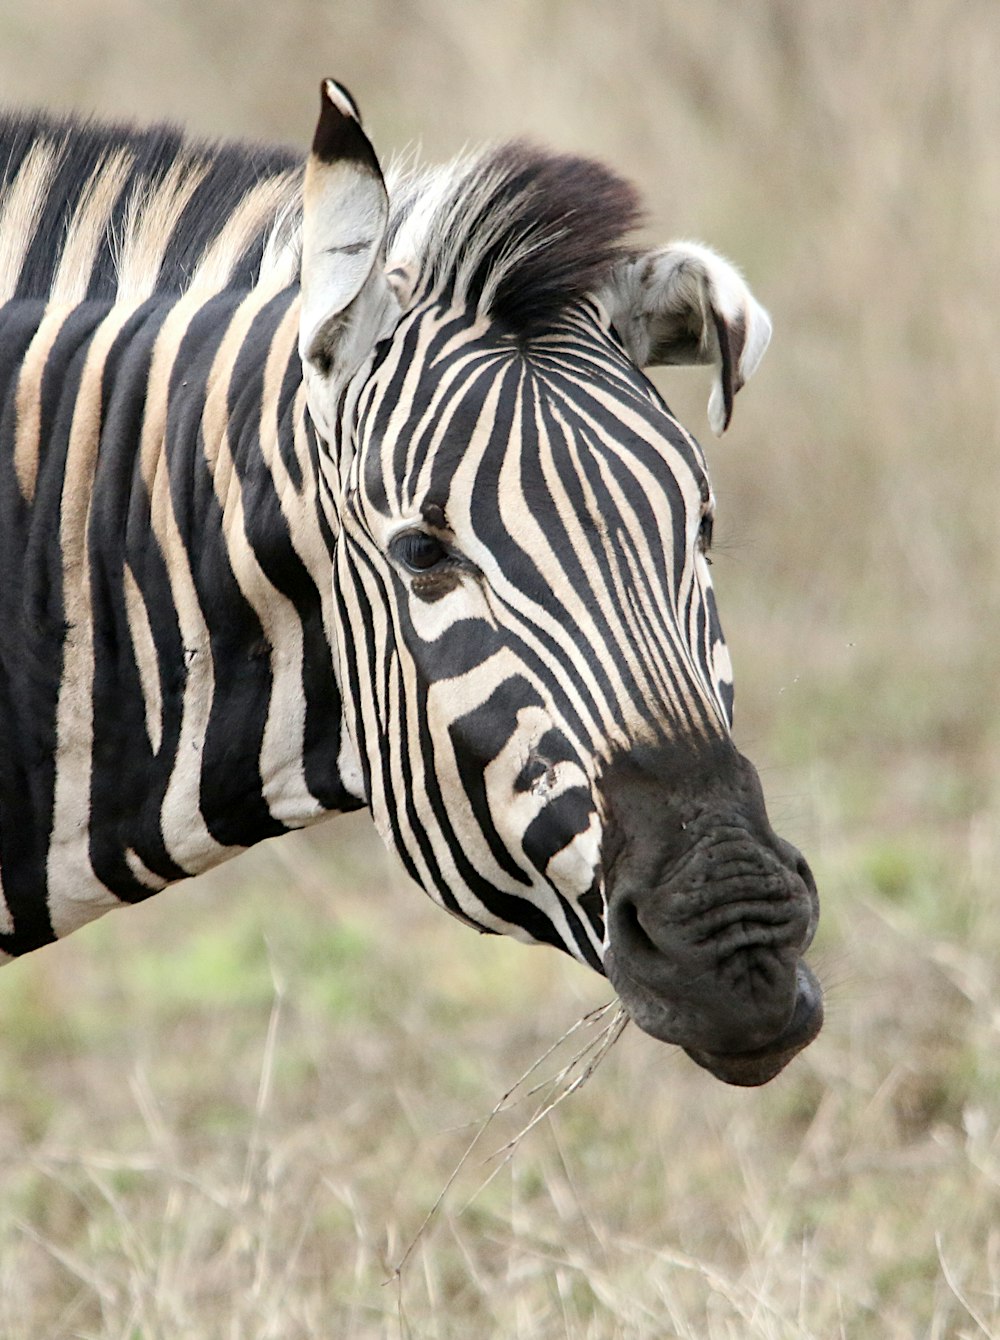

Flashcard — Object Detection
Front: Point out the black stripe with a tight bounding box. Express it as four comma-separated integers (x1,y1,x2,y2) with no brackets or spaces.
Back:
225,291,358,813
88,298,191,894
274,312,305,491
0,307,60,949
160,294,286,847
0,302,111,950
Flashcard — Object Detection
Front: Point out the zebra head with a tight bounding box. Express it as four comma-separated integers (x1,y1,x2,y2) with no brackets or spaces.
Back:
299,82,821,1087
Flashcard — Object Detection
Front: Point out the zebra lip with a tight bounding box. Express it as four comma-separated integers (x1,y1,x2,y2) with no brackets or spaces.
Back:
682,964,824,1088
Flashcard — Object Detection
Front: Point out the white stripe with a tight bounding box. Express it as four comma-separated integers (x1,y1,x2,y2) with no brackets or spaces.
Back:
13,306,72,503
49,148,134,305
124,847,169,892
188,173,301,295
123,561,164,756
114,156,209,304
201,289,321,827
138,294,236,875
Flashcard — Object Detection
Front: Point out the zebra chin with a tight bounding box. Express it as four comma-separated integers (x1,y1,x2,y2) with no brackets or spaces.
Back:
605,953,823,1088
598,738,823,1087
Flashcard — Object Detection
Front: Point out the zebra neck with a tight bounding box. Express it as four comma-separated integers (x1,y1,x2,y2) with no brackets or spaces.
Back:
145,284,366,838
0,285,364,956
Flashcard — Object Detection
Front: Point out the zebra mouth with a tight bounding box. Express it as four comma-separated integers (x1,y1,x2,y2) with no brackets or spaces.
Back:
681,964,823,1087
599,741,823,1087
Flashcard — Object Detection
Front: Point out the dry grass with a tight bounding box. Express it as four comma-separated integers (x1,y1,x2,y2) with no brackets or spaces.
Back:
1,817,998,1338
1,2,998,1336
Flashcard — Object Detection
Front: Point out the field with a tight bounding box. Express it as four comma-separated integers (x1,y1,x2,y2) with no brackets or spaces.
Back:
1,2,998,1336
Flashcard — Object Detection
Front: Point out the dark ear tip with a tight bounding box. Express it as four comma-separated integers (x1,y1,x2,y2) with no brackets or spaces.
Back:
711,308,736,429
312,79,381,173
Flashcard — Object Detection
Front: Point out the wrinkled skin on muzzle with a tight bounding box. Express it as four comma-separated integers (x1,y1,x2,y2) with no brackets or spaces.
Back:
600,739,822,1086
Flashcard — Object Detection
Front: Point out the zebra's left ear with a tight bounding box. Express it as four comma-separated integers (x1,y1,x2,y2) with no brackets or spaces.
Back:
598,242,772,435
299,80,400,389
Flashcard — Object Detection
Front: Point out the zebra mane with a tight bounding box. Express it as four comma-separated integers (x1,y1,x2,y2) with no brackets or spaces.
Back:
0,111,640,330
385,141,642,335
0,110,303,304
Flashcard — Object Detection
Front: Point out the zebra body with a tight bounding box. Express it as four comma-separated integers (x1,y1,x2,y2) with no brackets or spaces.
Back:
0,123,354,949
0,84,821,1085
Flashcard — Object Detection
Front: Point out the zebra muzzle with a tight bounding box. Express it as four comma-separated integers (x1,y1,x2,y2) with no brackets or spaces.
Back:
681,963,823,1087
599,741,823,1085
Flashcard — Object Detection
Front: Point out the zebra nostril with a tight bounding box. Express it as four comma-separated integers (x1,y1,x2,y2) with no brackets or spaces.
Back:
795,855,816,894
615,896,659,959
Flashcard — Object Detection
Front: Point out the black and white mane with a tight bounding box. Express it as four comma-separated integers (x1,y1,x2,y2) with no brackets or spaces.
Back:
0,112,302,300
0,110,640,330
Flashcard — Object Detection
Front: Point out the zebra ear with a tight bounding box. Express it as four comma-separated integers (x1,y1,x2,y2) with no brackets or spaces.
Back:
299,80,400,384
600,242,772,435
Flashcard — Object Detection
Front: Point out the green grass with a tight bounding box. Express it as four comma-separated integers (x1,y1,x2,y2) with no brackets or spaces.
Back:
2,1,999,1336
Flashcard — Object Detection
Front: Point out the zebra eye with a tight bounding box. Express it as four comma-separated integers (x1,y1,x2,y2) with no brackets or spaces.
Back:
391,529,449,573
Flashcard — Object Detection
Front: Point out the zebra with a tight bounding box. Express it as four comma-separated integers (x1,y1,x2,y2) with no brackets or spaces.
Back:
0,81,821,1086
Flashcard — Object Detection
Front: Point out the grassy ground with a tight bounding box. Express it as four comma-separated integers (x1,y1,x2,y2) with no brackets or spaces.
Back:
1,810,997,1338
1,2,998,1336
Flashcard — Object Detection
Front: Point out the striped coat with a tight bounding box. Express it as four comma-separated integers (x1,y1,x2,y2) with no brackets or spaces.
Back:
0,83,821,1085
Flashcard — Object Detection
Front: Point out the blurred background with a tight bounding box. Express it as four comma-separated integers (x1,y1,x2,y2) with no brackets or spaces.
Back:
0,2,997,1336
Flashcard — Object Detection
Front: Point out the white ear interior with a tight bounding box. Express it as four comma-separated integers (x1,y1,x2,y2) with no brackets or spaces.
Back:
599,241,772,434
298,80,400,388
300,168,389,362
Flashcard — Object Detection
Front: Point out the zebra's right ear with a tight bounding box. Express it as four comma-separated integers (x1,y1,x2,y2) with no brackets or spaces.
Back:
598,242,772,436
299,80,400,387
